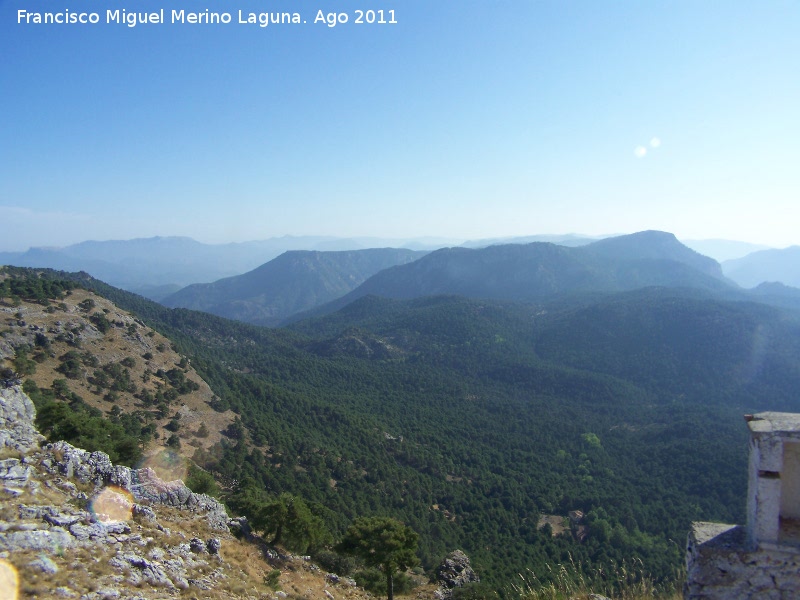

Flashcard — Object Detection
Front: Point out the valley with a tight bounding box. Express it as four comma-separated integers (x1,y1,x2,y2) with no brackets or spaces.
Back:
2,230,800,598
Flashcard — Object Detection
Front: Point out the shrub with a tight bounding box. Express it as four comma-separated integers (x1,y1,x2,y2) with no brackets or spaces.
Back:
312,550,359,577
354,569,415,597
90,312,111,333
264,569,281,590
78,299,96,312
13,349,37,376
185,464,220,496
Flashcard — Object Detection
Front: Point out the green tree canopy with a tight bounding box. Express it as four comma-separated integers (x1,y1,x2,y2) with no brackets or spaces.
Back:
338,517,419,600
231,487,329,554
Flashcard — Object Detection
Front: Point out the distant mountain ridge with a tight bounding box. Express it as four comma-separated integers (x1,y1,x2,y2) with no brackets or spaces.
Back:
0,236,286,297
722,246,800,289
0,235,449,300
585,231,723,277
6,231,794,311
681,239,772,262
460,233,604,248
293,231,733,322
162,248,426,326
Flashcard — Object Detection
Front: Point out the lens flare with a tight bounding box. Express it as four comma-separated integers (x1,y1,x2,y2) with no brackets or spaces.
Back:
0,559,19,600
90,486,134,523
139,449,188,483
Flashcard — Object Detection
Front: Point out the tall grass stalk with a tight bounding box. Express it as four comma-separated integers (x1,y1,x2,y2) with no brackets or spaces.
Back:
511,555,683,600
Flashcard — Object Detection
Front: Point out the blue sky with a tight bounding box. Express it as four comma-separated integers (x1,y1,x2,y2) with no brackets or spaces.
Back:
1,1,798,250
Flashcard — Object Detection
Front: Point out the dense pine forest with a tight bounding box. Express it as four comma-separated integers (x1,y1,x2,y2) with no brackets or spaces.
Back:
5,266,800,596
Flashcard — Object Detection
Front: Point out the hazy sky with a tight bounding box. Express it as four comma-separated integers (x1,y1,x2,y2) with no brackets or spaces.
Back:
1,1,798,250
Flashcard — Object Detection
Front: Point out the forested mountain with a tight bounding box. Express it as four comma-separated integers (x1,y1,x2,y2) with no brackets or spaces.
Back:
582,231,723,278
295,231,734,323
722,246,800,288
162,248,425,326
9,266,800,596
0,236,451,300
747,282,800,311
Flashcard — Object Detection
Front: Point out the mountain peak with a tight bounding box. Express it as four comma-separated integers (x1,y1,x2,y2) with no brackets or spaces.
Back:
582,230,723,279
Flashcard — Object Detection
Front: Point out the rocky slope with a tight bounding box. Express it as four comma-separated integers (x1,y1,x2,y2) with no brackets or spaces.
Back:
0,285,235,460
0,384,404,599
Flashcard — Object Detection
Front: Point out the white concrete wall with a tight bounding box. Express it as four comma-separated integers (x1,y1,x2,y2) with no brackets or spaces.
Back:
750,434,783,545
747,437,760,547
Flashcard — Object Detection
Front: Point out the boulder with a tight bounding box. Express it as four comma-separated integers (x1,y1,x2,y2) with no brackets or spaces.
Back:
29,555,59,574
436,550,479,595
206,538,221,554
0,527,73,553
0,385,44,453
0,458,33,487
44,442,230,531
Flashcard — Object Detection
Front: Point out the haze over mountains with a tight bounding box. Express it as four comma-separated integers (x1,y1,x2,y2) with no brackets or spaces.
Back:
722,246,800,289
290,231,756,325
162,248,425,326
2,231,799,316
159,230,731,326
0,235,452,300
681,239,770,263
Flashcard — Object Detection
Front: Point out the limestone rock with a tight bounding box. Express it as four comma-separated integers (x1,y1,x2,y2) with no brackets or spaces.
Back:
18,503,57,520
0,385,44,453
206,537,221,554
0,527,73,553
44,512,85,528
228,515,252,538
111,551,175,588
0,458,30,481
436,550,479,598
132,504,156,521
29,554,59,574
44,441,230,531
0,371,249,597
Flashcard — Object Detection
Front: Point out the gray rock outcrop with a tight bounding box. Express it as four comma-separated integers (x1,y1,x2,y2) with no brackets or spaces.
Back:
0,384,45,453
436,550,479,598
41,439,229,531
0,385,232,595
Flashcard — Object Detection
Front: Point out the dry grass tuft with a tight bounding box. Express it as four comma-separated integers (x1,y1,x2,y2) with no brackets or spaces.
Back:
513,556,683,600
